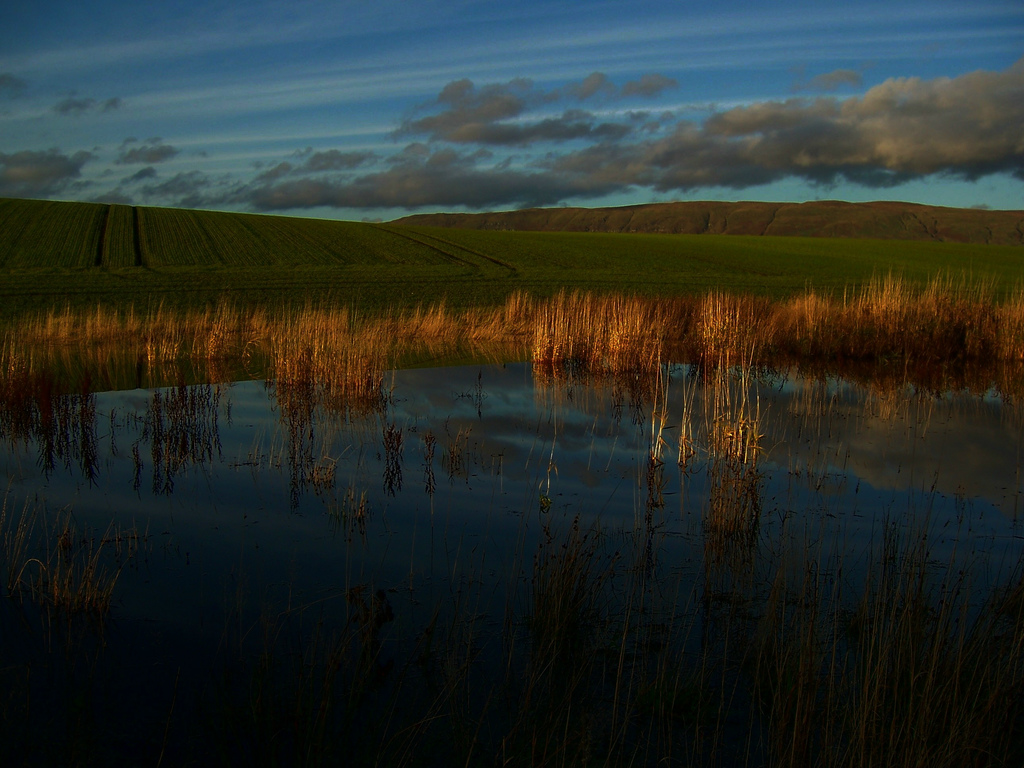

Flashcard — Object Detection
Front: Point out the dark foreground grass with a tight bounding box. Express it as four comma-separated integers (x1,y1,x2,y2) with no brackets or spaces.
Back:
2,198,1023,320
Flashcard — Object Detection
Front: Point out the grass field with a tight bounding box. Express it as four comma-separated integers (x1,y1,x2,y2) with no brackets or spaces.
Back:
1,197,1022,319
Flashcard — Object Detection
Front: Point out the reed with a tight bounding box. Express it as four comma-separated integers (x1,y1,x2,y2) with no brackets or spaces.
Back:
1,498,140,619
831,529,1024,767
1,493,38,598
532,291,666,376
6,296,1024,765
36,512,140,616
703,363,764,546
5,277,1024,400
499,512,621,765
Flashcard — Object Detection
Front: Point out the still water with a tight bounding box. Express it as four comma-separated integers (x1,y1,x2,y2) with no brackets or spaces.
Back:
2,361,1022,764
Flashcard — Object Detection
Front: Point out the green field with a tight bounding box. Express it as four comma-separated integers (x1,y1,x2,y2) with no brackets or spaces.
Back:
1,197,1022,319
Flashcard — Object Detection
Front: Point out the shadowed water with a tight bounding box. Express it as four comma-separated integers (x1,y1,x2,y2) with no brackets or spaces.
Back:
1,361,1022,765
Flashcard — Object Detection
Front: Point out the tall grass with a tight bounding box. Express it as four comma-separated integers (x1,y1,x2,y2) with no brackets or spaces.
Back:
1,495,141,619
6,276,1023,392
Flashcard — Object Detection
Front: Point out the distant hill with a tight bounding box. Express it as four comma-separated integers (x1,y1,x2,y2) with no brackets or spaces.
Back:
395,200,1024,245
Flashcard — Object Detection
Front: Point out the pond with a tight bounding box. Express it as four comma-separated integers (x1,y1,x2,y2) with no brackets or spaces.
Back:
2,359,1023,766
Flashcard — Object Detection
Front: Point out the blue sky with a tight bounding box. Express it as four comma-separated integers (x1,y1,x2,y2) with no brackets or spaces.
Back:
1,0,1022,220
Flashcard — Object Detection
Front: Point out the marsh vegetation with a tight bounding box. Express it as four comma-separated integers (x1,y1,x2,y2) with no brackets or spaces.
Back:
2,276,1023,765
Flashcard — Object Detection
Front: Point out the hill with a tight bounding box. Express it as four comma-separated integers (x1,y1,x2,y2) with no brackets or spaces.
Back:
395,200,1024,245
2,197,1023,319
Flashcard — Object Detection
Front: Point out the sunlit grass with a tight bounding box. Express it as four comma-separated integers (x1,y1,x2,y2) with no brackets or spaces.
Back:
9,276,1024,406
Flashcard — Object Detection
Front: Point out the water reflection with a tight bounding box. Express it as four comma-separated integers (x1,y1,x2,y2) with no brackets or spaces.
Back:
1,359,1022,764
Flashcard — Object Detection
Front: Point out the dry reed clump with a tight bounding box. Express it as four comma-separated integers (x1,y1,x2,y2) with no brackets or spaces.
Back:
696,293,771,364
268,307,390,416
747,559,833,767
532,291,666,376
5,278,1024,393
771,291,836,358
736,527,1024,768
500,513,619,764
772,274,1017,364
265,298,539,418
9,302,267,368
37,512,140,616
830,532,1023,768
212,587,399,768
996,288,1024,361
703,366,764,547
1,497,141,619
1,494,37,597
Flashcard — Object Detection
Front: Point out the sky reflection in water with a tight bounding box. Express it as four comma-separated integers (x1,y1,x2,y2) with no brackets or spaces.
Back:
3,362,1022,635
3,360,1024,762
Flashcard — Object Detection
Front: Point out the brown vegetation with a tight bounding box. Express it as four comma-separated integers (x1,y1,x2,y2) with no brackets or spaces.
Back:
1,496,141,619
4,275,1024,400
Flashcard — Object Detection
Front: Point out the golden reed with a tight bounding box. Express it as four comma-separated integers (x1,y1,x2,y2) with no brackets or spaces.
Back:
4,277,1024,385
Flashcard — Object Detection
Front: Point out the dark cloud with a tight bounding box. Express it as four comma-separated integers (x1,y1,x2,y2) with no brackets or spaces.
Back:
54,96,96,115
254,161,293,184
117,137,179,164
567,72,615,100
123,166,157,184
245,147,610,211
387,142,431,165
140,171,210,208
794,69,864,92
0,148,94,197
397,78,535,141
432,109,631,145
0,73,27,98
547,57,1024,193
53,94,122,115
250,150,377,184
397,73,676,146
133,57,1009,215
253,58,1024,212
90,189,133,205
621,74,678,98
397,78,634,146
566,72,676,100
299,149,377,171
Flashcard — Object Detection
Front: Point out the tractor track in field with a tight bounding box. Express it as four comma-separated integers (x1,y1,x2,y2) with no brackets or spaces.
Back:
132,207,144,267
372,224,518,277
95,205,110,267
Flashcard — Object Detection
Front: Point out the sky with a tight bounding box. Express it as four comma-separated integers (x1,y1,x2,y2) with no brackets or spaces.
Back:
1,0,1022,221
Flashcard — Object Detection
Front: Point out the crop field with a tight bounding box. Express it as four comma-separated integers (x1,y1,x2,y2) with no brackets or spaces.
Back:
0,198,108,269
1,197,1022,320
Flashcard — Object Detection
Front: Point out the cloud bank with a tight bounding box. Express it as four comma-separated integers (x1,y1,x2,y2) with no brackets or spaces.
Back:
0,148,94,197
117,137,179,164
53,95,122,115
241,58,1024,212
6,60,1021,213
394,72,673,146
